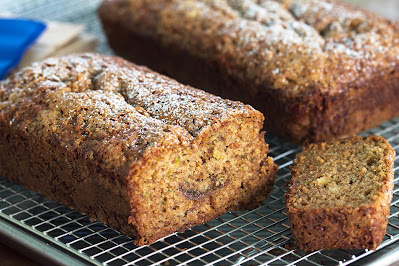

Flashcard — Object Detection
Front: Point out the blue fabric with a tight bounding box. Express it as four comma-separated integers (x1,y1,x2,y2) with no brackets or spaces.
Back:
0,18,46,79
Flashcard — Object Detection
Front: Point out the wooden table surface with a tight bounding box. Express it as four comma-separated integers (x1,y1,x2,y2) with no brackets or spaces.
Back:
0,0,398,265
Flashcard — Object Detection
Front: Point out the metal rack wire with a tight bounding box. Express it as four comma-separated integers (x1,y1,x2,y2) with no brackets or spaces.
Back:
1,0,399,265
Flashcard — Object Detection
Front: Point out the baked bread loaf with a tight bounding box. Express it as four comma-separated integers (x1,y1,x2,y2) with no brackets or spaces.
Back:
98,0,399,144
285,135,395,251
0,53,278,245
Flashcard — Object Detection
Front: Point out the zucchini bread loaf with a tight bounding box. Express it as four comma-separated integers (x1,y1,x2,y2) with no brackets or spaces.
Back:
285,136,395,251
98,0,399,144
0,53,278,245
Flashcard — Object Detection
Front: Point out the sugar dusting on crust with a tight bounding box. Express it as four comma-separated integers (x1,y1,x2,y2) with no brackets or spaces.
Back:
117,0,399,94
92,60,256,137
0,53,259,169
228,0,324,48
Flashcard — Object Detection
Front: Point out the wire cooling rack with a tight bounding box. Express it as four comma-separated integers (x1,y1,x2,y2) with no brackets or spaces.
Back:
1,0,399,265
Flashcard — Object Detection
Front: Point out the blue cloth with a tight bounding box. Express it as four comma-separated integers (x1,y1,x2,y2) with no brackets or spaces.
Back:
0,18,46,79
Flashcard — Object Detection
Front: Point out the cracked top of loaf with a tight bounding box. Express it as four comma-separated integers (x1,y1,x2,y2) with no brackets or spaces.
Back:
0,53,262,175
99,0,399,96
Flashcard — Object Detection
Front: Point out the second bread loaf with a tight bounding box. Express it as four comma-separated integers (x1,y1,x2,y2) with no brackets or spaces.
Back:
99,0,399,144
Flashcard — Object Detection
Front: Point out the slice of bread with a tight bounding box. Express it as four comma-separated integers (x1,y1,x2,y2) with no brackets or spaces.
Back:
285,135,395,251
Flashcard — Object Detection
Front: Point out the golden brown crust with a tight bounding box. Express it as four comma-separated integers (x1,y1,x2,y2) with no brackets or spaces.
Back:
98,0,399,144
0,53,277,245
285,136,395,251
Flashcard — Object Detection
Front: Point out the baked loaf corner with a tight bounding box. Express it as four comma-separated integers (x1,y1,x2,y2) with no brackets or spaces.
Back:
0,53,278,245
285,135,395,251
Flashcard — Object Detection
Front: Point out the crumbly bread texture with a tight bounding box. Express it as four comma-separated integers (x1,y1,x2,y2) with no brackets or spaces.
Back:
0,53,278,246
98,0,399,144
285,136,395,251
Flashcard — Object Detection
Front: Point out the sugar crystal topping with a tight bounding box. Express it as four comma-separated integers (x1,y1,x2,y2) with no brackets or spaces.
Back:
126,0,399,93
